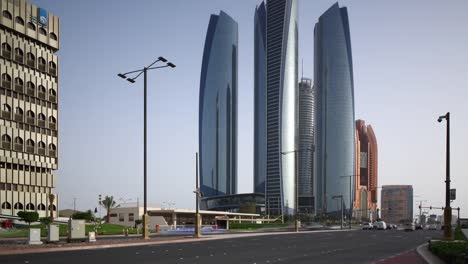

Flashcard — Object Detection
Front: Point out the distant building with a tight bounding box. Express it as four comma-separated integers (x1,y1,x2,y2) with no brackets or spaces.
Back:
0,0,59,218
199,11,238,197
314,3,356,214
354,120,378,220
381,185,413,224
297,78,314,214
254,0,298,216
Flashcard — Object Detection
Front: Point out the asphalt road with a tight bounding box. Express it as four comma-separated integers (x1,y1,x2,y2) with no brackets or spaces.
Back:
0,229,441,264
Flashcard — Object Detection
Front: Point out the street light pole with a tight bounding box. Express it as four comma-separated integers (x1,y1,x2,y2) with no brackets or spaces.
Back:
438,112,452,240
194,152,201,238
118,57,176,239
332,195,343,229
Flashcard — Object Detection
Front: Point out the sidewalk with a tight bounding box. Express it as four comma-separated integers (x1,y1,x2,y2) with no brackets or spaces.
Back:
0,229,354,256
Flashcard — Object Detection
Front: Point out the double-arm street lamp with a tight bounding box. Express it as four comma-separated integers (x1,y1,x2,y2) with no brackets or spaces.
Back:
118,56,176,239
437,112,452,240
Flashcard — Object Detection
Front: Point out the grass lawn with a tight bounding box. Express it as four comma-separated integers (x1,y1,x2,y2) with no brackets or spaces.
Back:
0,223,142,238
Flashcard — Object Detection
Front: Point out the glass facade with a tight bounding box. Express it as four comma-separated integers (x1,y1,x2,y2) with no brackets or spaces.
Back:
314,3,355,214
200,193,265,214
254,0,298,216
297,78,314,214
199,11,238,198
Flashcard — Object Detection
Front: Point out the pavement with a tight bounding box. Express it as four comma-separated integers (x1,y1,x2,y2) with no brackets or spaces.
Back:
0,229,443,263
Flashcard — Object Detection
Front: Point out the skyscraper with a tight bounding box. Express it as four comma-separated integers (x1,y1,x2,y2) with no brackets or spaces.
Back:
199,11,238,198
354,120,378,220
0,0,59,218
314,3,355,214
297,78,314,214
254,0,298,216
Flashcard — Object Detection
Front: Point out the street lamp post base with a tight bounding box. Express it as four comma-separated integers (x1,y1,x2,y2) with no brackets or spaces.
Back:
194,213,201,238
143,213,150,240
443,208,452,240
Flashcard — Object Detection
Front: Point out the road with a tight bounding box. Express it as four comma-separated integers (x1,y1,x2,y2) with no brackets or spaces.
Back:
0,229,441,264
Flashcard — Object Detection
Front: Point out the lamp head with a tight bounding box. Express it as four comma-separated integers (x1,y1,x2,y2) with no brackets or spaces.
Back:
117,73,126,79
437,116,444,123
167,62,176,68
127,78,136,83
158,56,168,62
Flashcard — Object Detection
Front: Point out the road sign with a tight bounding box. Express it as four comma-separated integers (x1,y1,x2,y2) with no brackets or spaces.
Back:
450,189,456,201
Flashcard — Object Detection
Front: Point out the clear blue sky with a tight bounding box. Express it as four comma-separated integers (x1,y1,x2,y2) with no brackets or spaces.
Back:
32,0,468,217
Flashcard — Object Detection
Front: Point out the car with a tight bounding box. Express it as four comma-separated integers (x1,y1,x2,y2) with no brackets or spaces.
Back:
374,221,387,230
362,222,373,230
415,224,423,230
428,224,437,230
404,222,415,231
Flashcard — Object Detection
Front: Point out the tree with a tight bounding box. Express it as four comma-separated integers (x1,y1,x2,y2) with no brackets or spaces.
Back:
99,195,116,223
17,211,39,226
72,210,94,222
39,217,52,226
135,219,142,228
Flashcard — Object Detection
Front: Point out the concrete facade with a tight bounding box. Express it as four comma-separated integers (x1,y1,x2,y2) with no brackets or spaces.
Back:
0,0,59,218
381,185,413,224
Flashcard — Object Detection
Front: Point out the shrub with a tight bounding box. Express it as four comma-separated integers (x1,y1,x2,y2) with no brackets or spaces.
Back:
72,210,94,222
17,211,39,226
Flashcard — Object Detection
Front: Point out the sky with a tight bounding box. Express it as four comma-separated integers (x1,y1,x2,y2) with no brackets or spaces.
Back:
31,0,468,217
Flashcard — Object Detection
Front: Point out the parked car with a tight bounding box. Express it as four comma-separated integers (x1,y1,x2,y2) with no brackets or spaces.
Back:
404,222,415,231
415,224,423,230
374,221,387,230
362,222,373,230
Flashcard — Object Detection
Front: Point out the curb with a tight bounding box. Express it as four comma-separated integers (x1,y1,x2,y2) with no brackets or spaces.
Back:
0,228,355,256
416,243,445,264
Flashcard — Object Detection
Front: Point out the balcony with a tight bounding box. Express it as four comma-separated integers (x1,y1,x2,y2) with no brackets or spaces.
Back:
26,146,34,154
26,60,35,68
49,150,56,157
1,81,11,89
1,111,11,119
1,142,11,149
14,84,23,93
38,148,46,156
38,91,46,99
14,114,23,122
15,55,23,63
38,64,46,72
2,50,11,59
26,88,35,96
14,144,23,152
49,95,56,103
38,120,45,127
49,123,57,130
26,117,35,125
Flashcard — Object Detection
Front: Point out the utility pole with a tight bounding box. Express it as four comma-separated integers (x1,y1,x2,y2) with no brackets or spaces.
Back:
437,112,452,240
73,198,77,213
194,152,201,238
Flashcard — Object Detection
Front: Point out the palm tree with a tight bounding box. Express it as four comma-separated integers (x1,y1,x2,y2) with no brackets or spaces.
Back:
99,195,116,223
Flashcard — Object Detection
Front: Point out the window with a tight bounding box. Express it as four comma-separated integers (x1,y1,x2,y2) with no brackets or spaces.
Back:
1,43,11,58
26,52,35,67
49,61,57,75
14,77,23,92
38,57,46,71
49,88,57,96
38,141,46,149
14,137,23,150
26,81,35,96
2,134,11,149
109,213,117,217
2,10,12,20
27,22,36,31
26,203,35,210
119,213,125,222
1,202,11,209
39,27,47,36
49,116,56,123
14,202,24,210
2,103,11,112
50,32,58,41
15,106,23,116
15,16,24,25
26,139,35,147
129,213,134,222
48,204,57,211
49,143,57,157
38,204,46,210
15,47,23,62
38,113,46,121
39,85,46,93
27,110,35,118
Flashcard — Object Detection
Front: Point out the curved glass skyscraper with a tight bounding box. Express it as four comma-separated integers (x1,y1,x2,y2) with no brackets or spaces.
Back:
254,0,298,216
199,11,238,198
314,3,355,214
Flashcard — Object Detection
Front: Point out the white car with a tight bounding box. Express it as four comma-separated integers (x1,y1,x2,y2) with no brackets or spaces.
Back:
404,222,415,231
362,222,373,230
374,221,387,230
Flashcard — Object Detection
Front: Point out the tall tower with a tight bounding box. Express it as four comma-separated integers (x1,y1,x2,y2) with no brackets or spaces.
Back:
297,78,314,214
0,0,59,218
254,0,298,216
354,120,378,220
314,3,355,214
199,11,238,198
